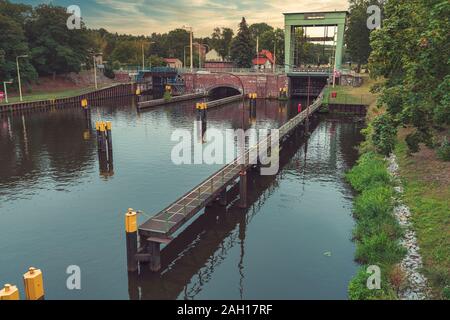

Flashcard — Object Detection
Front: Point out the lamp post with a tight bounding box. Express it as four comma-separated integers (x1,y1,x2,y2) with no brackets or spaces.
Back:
3,80,13,104
16,55,28,102
183,26,193,72
142,41,155,70
92,52,102,90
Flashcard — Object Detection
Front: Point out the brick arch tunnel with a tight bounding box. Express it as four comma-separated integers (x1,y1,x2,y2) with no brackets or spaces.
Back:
207,85,242,100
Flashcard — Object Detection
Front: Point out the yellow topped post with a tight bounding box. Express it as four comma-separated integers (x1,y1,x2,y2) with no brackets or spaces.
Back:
23,267,45,300
125,208,137,233
125,208,138,272
0,284,20,300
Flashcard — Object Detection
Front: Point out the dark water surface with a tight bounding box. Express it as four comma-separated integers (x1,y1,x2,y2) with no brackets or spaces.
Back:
0,97,363,299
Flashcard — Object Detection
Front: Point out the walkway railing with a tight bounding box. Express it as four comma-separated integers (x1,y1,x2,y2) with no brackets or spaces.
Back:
139,88,326,240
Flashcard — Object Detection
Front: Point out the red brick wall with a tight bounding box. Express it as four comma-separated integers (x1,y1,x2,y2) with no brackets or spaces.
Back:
182,73,288,99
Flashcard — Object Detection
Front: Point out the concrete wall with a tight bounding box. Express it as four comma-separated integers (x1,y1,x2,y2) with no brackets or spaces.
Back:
182,73,288,99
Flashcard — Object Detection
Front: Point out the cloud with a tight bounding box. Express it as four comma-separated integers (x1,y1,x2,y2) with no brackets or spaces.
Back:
15,0,349,36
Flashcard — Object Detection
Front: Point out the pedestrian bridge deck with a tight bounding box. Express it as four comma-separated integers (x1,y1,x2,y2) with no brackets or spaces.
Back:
138,89,325,243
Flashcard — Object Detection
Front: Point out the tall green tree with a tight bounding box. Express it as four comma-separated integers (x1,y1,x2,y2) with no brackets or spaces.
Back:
230,17,253,68
210,27,234,60
25,4,91,77
0,13,37,86
369,0,450,153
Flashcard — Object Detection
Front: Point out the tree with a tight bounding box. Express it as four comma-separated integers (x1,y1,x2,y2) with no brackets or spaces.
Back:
369,0,450,154
0,13,37,86
230,17,254,68
25,4,91,77
346,0,383,72
210,27,234,60
259,28,285,66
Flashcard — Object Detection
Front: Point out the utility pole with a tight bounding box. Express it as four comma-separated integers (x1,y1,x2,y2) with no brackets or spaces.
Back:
93,55,98,90
183,26,194,72
16,55,28,102
142,42,145,70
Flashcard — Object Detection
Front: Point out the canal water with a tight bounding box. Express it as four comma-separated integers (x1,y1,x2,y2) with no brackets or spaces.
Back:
0,96,364,300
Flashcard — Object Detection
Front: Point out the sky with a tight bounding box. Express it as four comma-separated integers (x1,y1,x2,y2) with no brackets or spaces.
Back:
13,0,349,36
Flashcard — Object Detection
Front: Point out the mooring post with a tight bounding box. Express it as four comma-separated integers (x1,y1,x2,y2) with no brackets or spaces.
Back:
23,267,45,300
239,170,247,208
0,284,20,300
99,122,107,153
125,208,138,272
106,122,113,152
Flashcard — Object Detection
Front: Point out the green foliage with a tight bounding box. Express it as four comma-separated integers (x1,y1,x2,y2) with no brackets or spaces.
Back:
371,114,398,156
163,91,172,101
103,63,115,79
230,17,254,68
346,152,391,192
436,137,450,161
210,27,234,60
369,0,450,154
346,0,383,70
347,152,405,299
26,4,90,76
0,3,37,86
348,266,397,300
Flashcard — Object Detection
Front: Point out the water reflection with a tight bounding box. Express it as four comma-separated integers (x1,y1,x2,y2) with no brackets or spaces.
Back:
0,96,362,299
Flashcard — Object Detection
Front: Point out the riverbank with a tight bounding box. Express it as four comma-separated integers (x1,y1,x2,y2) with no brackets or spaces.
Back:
0,71,121,106
345,77,449,300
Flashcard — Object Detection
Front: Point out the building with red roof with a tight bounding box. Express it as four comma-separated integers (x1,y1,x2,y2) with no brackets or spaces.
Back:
252,50,275,70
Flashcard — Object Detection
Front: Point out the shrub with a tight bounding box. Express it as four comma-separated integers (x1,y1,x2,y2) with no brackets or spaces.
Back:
355,232,406,265
346,153,392,192
348,266,397,300
437,137,450,162
371,114,398,156
353,186,394,220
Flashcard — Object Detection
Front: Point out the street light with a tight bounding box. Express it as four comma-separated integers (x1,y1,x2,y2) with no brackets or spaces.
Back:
142,41,155,70
16,54,28,102
182,25,193,72
92,52,102,90
2,79,13,104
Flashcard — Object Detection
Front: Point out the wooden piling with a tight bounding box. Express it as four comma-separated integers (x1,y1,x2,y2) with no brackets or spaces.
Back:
125,209,138,272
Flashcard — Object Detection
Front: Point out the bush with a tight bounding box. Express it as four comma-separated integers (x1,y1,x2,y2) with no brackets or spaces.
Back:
355,232,406,265
371,114,398,156
348,266,397,300
437,137,450,161
353,186,394,220
346,153,392,192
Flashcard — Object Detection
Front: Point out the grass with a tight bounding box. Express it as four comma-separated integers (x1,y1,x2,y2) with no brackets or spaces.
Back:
323,75,379,106
346,152,406,300
0,84,113,105
395,141,450,299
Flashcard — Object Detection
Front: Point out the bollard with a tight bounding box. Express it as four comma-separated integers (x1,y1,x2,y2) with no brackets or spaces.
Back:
23,267,45,300
125,208,138,272
106,122,113,151
298,103,302,113
0,284,20,300
99,122,107,153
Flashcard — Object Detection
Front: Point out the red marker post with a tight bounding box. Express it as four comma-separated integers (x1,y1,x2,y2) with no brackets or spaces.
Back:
298,103,302,113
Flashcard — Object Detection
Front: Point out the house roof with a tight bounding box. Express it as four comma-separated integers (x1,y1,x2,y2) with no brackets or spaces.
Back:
252,50,274,65
164,58,181,63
